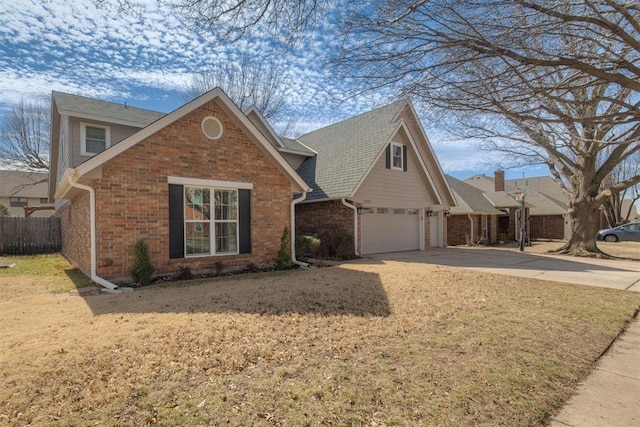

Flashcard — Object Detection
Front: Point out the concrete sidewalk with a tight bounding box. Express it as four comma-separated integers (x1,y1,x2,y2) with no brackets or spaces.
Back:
550,318,640,427
367,248,640,426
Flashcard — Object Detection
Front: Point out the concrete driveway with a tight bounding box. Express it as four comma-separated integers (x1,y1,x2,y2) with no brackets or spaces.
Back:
367,247,640,292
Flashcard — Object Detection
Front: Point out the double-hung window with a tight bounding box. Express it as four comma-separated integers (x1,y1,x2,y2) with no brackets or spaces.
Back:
391,142,403,170
168,178,251,259
81,123,110,155
184,187,238,256
386,142,407,172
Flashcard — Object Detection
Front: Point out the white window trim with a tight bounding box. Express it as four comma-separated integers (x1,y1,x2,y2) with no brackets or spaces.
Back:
168,176,253,190
183,186,240,258
80,122,111,156
390,142,404,171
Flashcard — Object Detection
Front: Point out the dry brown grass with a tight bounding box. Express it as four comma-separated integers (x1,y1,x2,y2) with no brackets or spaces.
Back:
1,254,639,426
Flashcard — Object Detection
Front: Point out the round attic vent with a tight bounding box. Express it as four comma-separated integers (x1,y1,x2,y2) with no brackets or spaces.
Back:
201,116,223,140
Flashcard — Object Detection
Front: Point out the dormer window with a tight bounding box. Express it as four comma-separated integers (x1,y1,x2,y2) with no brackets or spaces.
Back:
81,123,111,156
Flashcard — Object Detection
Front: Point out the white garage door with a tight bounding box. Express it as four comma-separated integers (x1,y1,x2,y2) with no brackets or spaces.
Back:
361,208,421,254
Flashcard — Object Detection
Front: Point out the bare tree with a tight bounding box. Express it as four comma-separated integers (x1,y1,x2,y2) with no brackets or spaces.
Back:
172,0,323,42
186,55,291,121
0,99,50,171
601,150,640,227
171,0,639,92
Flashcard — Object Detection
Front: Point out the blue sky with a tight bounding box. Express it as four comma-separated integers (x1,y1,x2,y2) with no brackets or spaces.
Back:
0,0,551,181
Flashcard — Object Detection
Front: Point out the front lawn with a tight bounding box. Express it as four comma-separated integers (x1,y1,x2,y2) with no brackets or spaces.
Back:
0,254,638,425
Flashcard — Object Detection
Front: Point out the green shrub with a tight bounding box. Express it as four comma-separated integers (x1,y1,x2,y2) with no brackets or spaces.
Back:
130,239,154,286
274,227,291,270
295,235,321,259
0,203,9,217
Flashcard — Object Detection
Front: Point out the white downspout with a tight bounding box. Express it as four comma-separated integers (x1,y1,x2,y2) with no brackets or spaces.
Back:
341,199,359,256
67,171,125,292
468,214,475,246
290,192,310,267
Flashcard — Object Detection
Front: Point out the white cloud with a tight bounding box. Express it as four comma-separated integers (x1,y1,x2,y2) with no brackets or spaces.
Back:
0,0,550,179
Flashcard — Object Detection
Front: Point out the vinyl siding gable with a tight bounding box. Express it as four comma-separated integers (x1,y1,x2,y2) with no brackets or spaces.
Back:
354,137,438,208
68,117,144,167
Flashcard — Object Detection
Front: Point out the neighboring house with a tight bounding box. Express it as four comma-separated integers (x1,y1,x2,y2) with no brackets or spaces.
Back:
0,170,51,217
50,89,310,289
445,175,504,246
464,171,639,240
465,171,568,240
266,99,456,255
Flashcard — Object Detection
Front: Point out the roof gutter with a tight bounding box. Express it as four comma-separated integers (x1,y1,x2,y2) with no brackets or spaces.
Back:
341,199,359,256
290,192,310,268
66,170,131,293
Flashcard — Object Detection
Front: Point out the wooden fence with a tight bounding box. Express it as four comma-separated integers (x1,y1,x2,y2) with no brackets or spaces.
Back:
0,217,61,255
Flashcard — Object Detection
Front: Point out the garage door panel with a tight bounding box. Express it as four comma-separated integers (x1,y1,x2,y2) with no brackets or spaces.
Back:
361,208,420,254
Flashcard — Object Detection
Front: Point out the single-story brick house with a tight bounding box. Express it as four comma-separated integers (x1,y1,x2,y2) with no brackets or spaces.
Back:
464,171,639,241
445,175,504,246
49,89,310,291
465,172,570,240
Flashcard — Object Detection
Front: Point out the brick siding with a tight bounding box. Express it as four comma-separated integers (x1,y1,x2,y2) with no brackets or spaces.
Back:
446,214,498,246
62,99,294,283
529,215,564,240
295,200,355,253
58,193,91,275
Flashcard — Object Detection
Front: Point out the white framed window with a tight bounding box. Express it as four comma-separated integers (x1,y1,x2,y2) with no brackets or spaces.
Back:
80,122,111,156
184,186,238,257
390,142,403,170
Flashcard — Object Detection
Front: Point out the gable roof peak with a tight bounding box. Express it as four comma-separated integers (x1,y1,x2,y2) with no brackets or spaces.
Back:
54,87,310,198
300,98,409,139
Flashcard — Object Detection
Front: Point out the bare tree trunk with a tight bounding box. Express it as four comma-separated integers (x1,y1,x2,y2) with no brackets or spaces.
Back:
553,197,602,256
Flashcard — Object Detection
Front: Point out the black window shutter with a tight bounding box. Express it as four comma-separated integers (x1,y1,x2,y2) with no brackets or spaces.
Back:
403,145,408,172
238,189,252,254
168,184,185,259
385,144,391,169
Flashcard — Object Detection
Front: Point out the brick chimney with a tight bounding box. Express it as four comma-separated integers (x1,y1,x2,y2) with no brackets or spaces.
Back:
495,170,505,192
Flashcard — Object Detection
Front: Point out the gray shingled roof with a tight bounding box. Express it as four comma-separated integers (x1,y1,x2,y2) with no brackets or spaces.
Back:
297,99,407,200
447,175,503,214
520,194,567,215
0,170,49,198
466,174,569,213
280,137,316,156
506,176,569,208
52,91,165,127
483,191,522,208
